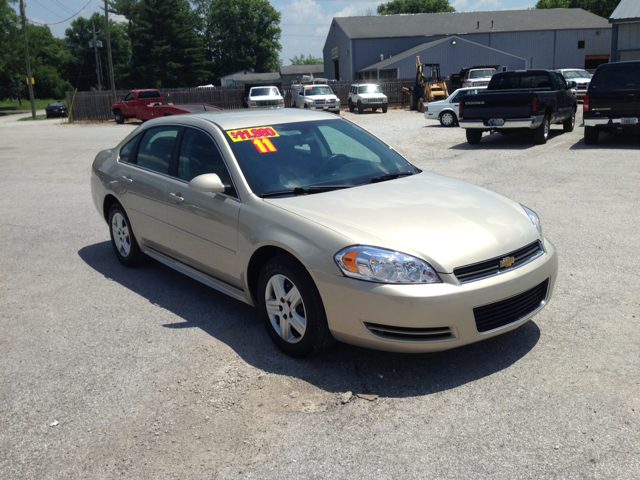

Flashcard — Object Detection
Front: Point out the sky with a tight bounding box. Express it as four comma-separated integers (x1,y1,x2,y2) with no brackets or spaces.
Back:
17,0,538,66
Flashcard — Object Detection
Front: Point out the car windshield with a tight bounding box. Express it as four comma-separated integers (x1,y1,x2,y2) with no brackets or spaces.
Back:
562,70,590,79
224,120,418,197
305,86,333,96
469,69,496,79
251,87,279,97
357,85,382,94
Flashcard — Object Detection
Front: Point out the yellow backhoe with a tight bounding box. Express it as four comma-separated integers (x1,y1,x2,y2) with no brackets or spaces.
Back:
401,56,449,112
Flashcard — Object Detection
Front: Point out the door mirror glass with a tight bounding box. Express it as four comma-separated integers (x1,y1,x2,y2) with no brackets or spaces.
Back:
188,173,225,193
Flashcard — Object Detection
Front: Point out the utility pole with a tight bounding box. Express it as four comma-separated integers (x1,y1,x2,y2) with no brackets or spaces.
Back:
19,0,36,119
92,22,102,90
104,0,117,103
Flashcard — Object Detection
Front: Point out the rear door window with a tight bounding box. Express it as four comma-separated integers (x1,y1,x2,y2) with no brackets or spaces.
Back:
177,128,233,189
135,127,179,174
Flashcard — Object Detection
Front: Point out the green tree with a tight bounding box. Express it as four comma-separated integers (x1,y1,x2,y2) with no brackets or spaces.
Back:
64,13,131,91
112,0,207,88
25,24,73,98
535,0,622,18
377,0,455,15
206,0,281,77
289,54,322,65
0,0,23,100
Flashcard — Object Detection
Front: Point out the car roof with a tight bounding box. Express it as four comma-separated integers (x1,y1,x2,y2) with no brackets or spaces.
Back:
187,109,342,130
455,86,488,91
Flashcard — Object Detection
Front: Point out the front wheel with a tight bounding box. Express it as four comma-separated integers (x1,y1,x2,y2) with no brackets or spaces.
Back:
348,101,354,112
563,110,575,132
372,107,378,112
258,255,334,358
584,126,599,145
466,129,483,144
440,111,457,127
108,204,147,267
534,115,550,144
113,109,124,124
382,105,387,113
357,100,363,114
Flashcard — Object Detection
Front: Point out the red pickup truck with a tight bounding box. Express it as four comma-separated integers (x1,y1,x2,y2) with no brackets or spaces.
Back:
111,89,222,124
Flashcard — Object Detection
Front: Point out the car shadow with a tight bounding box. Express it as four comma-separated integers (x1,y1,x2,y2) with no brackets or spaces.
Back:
78,241,541,399
449,129,565,150
569,131,640,150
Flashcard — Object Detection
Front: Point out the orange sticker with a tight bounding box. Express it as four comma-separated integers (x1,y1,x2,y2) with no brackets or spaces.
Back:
252,138,277,153
227,126,279,142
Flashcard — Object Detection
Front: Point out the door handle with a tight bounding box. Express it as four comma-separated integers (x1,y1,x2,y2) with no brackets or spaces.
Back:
169,192,184,202
121,175,133,184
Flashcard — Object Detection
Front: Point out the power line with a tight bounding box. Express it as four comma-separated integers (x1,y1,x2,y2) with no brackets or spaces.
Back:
51,0,76,15
31,0,66,20
27,0,92,26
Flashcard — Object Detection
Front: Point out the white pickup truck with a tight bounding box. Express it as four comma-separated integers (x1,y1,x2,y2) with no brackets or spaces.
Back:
247,86,284,109
291,80,340,114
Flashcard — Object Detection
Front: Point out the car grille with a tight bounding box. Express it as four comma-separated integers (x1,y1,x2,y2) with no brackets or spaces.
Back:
364,322,454,341
367,98,384,104
473,278,549,333
577,84,588,91
314,99,326,105
257,100,277,106
454,241,543,284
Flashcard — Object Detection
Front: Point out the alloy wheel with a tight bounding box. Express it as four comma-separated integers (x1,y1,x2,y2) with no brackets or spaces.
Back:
111,212,131,258
264,274,306,343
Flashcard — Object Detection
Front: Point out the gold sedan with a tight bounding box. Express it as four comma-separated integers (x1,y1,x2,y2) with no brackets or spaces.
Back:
91,109,557,357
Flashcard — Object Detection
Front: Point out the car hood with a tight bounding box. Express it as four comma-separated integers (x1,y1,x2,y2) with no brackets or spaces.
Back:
358,93,387,99
265,173,540,273
250,95,283,101
306,95,338,100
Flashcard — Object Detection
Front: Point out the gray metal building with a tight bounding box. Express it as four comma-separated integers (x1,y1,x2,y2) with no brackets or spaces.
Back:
323,8,612,81
610,0,640,62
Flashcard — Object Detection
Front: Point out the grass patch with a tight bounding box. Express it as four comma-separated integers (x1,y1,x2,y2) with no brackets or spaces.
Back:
0,99,64,111
18,114,50,121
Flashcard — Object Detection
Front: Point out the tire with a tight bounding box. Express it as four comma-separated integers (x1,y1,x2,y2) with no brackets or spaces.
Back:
357,100,363,114
440,111,457,127
382,105,387,113
108,204,147,267
584,126,599,145
258,255,335,358
418,99,425,113
372,107,378,112
113,109,125,124
348,100,354,113
534,115,550,145
303,103,309,109
563,109,575,132
466,129,483,144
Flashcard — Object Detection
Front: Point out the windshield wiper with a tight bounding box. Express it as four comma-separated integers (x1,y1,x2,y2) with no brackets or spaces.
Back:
367,172,414,184
260,185,352,198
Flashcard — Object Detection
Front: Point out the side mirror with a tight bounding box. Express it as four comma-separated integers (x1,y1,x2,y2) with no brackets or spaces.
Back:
188,173,225,194
567,81,577,89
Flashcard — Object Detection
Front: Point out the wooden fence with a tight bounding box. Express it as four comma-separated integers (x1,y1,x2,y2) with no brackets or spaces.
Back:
66,79,418,122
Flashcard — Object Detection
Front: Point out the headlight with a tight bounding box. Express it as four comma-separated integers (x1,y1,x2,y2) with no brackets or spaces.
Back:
334,246,441,284
522,205,543,237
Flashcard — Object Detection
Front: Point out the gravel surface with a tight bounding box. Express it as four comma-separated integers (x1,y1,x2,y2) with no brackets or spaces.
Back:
1,109,639,479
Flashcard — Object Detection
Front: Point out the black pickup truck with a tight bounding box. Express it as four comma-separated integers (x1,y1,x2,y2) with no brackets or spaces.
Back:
583,61,640,145
459,70,577,145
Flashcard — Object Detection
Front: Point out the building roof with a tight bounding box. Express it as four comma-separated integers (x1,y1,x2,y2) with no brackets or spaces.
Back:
333,8,610,40
280,64,324,75
358,36,526,72
610,0,640,23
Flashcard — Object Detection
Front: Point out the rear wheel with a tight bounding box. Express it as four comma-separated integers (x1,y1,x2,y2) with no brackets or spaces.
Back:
534,115,550,144
466,129,483,144
258,255,334,358
440,111,457,127
563,109,575,132
113,109,124,124
584,126,599,145
108,204,147,267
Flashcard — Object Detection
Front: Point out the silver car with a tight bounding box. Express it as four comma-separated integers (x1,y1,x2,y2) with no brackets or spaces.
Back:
91,109,557,357
556,68,591,99
424,87,487,127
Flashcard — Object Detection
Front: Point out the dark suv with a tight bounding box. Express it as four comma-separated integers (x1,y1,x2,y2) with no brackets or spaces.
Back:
583,61,640,145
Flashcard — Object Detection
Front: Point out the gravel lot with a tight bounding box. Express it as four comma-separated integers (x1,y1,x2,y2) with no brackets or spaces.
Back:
1,109,639,479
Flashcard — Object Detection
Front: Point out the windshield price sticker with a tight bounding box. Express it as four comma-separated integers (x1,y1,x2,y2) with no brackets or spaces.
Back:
252,138,277,154
227,127,279,143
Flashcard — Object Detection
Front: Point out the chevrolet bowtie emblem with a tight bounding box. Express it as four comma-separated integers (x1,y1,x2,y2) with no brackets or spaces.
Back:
500,256,515,269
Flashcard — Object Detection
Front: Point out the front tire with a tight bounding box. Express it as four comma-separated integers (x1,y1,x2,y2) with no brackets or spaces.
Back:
563,109,575,132
466,129,483,144
357,100,363,114
534,115,550,144
258,255,334,358
108,204,147,267
348,100,354,112
113,109,124,124
584,126,599,145
440,111,457,127
382,105,387,113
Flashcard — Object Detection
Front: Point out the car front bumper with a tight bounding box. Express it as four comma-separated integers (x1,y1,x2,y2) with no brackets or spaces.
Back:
309,105,340,112
460,114,545,130
312,238,558,353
